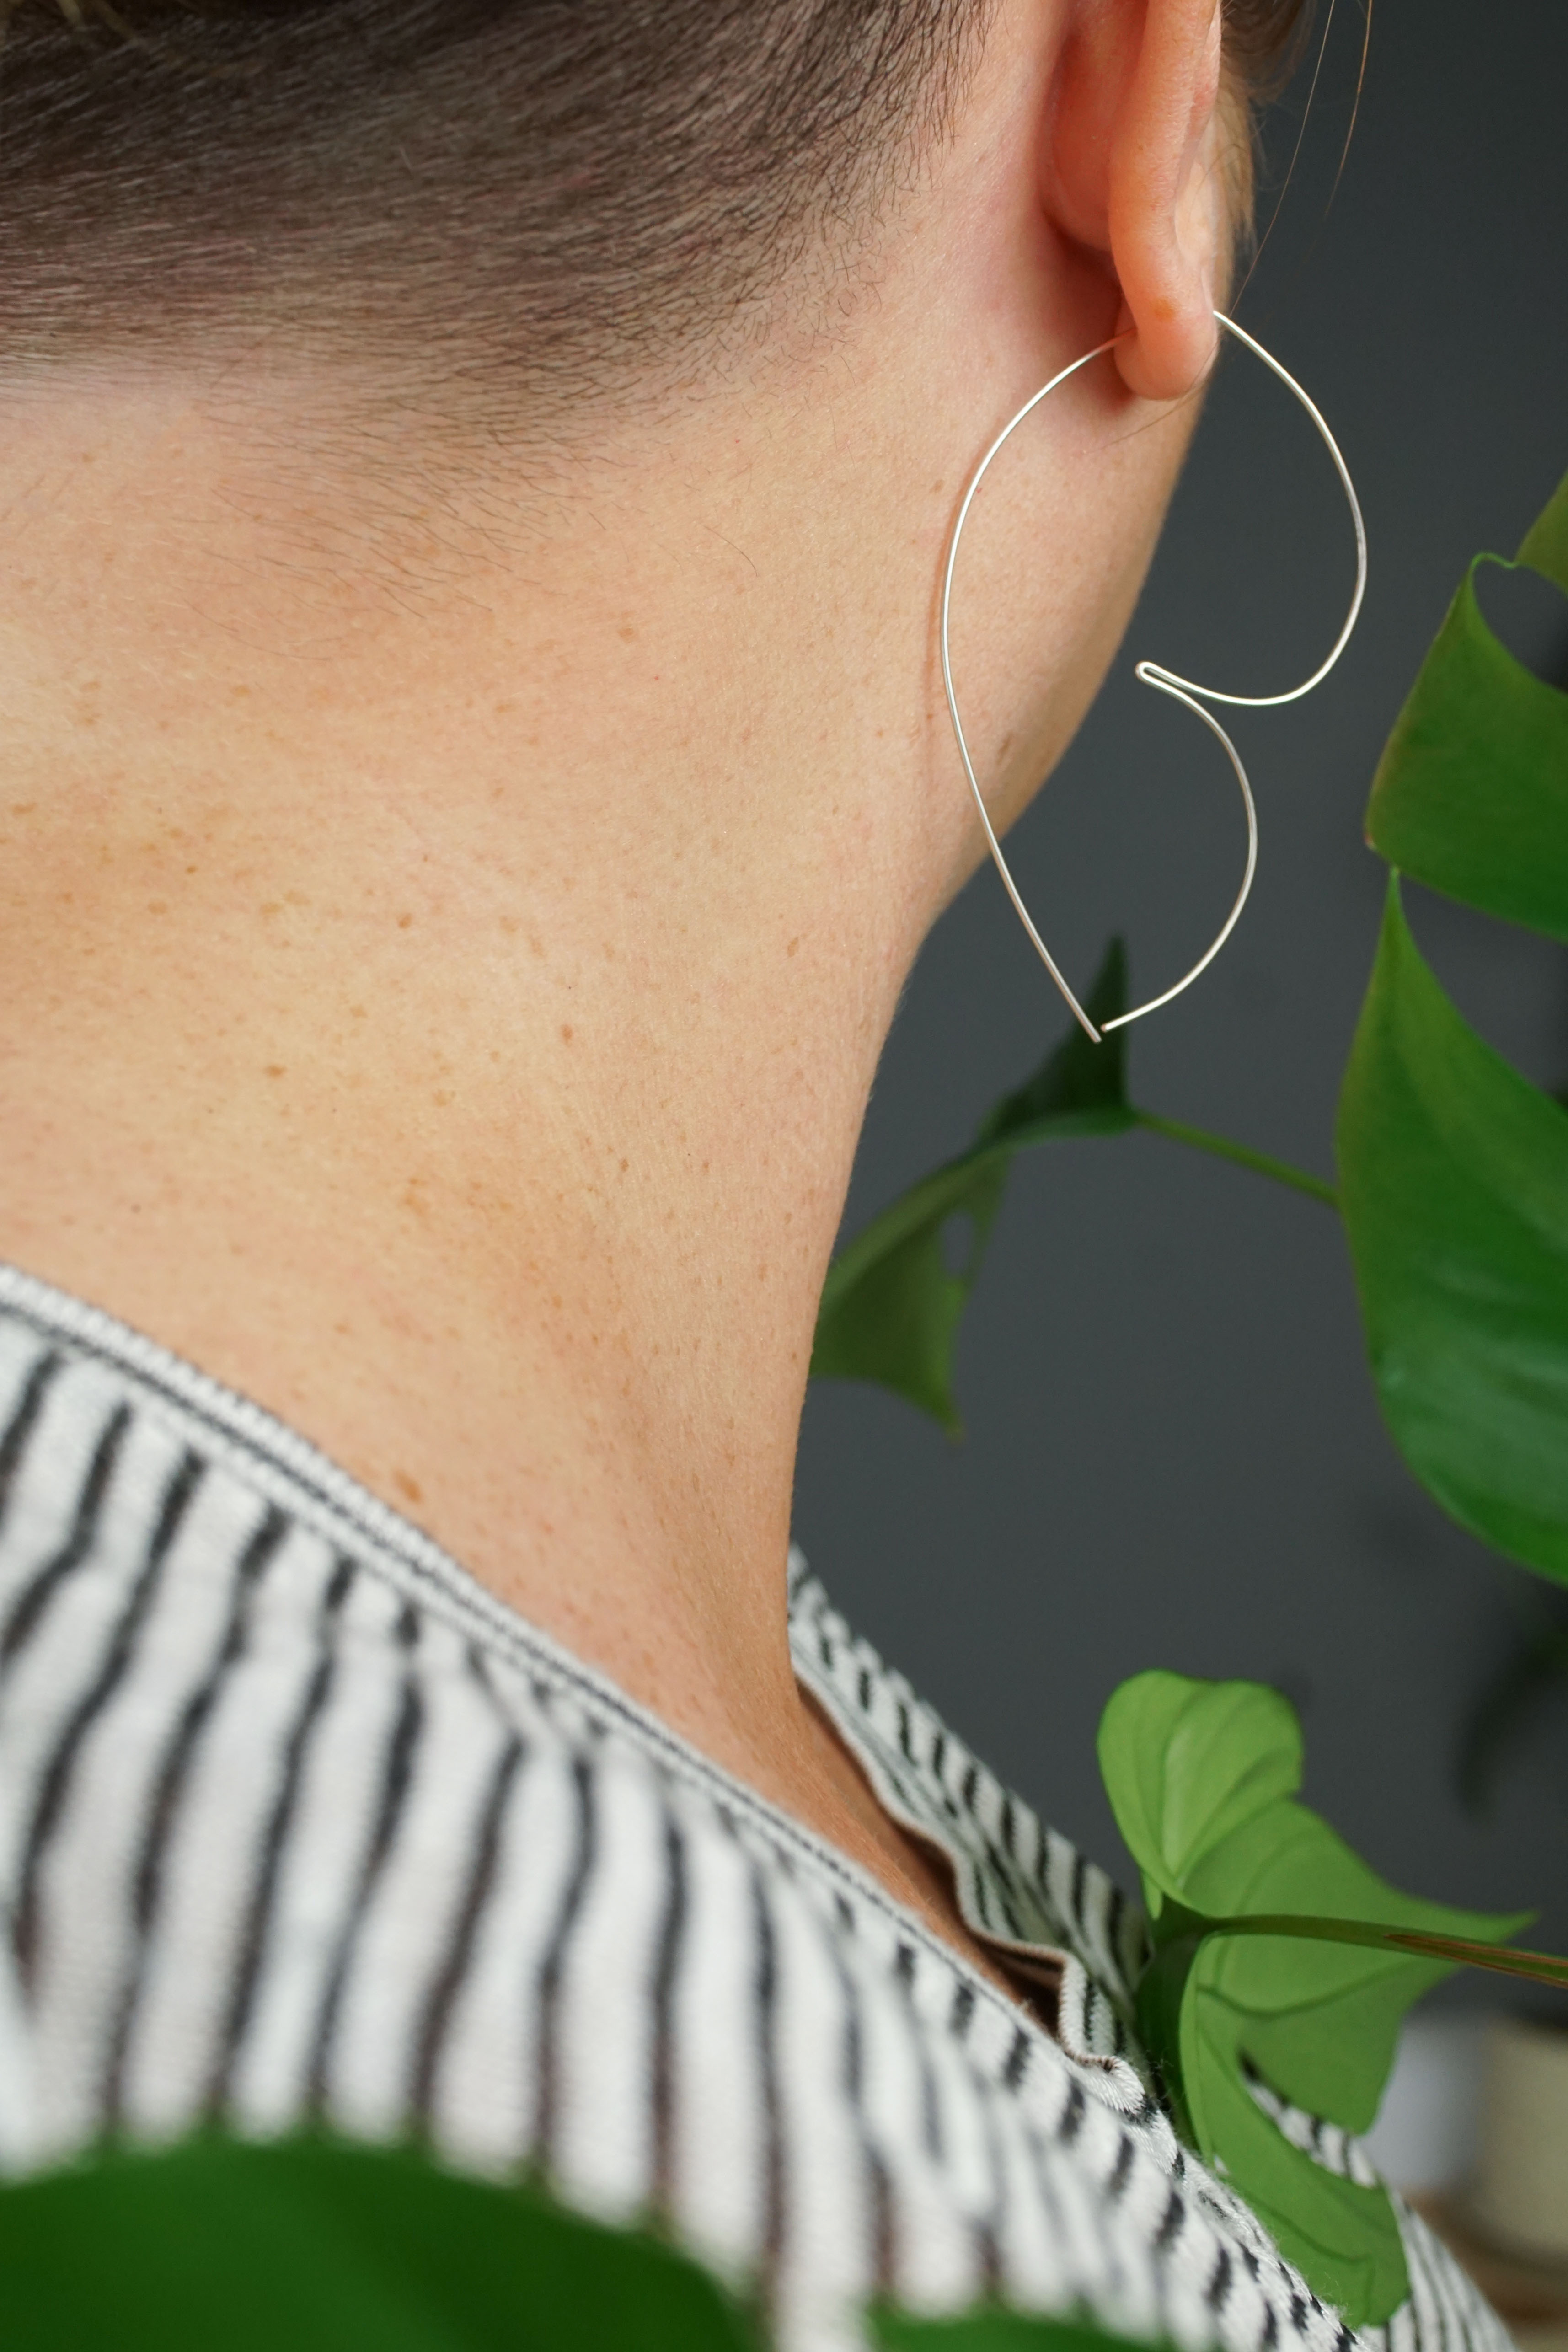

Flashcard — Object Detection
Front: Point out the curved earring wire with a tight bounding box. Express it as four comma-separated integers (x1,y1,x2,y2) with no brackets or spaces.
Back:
939,309,1368,1043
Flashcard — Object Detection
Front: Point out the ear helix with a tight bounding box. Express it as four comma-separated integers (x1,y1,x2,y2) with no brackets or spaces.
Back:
939,310,1368,1043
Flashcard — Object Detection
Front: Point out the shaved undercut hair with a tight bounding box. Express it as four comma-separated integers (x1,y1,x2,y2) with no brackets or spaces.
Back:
0,1,1313,418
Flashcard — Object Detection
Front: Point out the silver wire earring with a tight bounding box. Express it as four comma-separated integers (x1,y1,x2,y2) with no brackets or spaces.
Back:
940,310,1367,1043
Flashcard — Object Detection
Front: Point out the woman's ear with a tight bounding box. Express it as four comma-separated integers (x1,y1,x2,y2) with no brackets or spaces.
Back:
1046,0,1230,402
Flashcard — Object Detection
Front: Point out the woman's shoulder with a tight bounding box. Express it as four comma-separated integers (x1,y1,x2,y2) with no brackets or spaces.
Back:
0,1267,1507,2352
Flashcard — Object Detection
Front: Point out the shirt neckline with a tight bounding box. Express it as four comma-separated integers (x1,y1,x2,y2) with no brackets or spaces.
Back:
0,1252,1083,2051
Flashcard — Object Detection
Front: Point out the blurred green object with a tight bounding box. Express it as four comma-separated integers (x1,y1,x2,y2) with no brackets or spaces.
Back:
0,2132,756,2352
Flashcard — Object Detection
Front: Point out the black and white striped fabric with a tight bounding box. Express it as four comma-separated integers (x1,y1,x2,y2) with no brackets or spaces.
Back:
0,1264,1507,2352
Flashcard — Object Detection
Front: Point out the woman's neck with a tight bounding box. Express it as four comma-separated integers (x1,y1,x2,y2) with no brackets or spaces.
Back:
0,357,970,1793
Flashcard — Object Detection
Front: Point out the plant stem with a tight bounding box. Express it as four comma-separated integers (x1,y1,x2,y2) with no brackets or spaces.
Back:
1194,1913,1568,1990
1134,1112,1339,1210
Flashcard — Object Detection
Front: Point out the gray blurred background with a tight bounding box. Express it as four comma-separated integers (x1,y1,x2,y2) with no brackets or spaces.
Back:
793,0,1568,1973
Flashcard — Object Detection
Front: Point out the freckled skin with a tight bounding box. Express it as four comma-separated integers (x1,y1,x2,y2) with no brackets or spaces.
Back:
0,0,1229,2002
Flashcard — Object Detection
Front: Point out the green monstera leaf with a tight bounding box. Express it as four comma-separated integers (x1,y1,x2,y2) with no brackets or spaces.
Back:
1338,470,1568,1586
1099,1671,1528,2329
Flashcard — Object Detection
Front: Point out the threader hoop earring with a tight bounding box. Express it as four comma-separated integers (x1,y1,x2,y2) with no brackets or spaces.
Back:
939,310,1368,1043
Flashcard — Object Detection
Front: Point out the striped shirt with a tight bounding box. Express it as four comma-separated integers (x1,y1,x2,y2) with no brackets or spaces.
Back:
0,1261,1506,2352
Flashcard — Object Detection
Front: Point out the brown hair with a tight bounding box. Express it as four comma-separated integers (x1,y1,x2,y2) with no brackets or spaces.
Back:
1222,0,1316,96
0,1,1314,417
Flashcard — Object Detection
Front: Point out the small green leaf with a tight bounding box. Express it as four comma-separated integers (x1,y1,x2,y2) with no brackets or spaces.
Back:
0,2132,756,2352
1365,501,1568,943
1100,1670,1526,2327
810,943,1135,1433
1336,880,1568,1584
1097,1673,1301,1919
